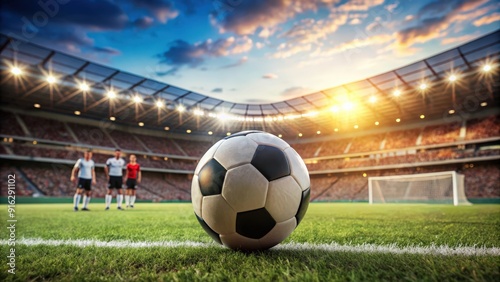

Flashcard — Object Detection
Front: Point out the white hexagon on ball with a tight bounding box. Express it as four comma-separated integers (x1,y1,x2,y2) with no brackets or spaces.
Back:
265,176,302,222
222,164,269,212
192,130,310,251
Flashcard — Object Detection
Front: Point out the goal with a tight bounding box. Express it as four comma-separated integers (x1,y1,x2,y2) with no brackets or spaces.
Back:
368,171,471,205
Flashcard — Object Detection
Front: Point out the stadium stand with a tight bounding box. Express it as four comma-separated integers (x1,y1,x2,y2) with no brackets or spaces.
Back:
310,163,500,202
1,111,499,201
105,129,147,152
0,144,7,155
383,128,421,149
174,139,213,157
136,134,185,155
421,122,461,145
69,123,114,147
20,114,75,143
0,110,25,137
349,133,385,153
0,164,33,197
139,172,191,201
465,115,500,140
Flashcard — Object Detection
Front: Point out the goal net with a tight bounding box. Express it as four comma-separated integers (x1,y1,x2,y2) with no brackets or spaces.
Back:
368,171,471,205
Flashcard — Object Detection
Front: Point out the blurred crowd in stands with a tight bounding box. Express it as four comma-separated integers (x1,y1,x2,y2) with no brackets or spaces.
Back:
1,111,498,201
465,116,500,140
20,114,74,143
310,163,499,202
421,122,461,145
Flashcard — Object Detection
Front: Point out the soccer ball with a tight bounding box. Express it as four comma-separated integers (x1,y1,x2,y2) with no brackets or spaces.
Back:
191,130,310,251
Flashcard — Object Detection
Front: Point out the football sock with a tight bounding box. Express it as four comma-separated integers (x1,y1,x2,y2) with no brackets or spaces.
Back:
117,194,123,208
105,194,112,208
73,194,81,208
83,196,91,208
125,195,130,207
130,195,136,206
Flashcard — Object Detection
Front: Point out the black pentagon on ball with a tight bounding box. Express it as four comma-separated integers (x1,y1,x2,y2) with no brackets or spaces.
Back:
198,159,226,196
236,208,276,239
251,145,290,181
295,187,310,225
195,213,222,245
224,130,263,139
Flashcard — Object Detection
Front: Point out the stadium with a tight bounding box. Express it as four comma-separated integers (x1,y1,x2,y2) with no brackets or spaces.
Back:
1,1,499,281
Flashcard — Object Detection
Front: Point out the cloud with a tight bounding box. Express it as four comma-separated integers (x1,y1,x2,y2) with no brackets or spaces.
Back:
282,15,348,45
244,98,272,103
158,40,205,68
473,12,500,26
255,42,265,49
220,56,248,69
227,36,253,54
211,0,289,35
157,37,253,75
0,0,143,57
273,43,312,59
211,0,340,35
208,36,253,56
349,18,362,25
405,15,414,21
312,33,393,57
385,2,399,13
92,46,121,55
415,0,487,19
281,86,315,98
211,88,223,93
262,73,278,79
337,0,385,12
274,0,388,59
271,11,349,59
133,16,155,29
394,0,490,53
441,34,479,45
366,21,383,33
258,28,273,38
131,0,178,23
2,0,129,30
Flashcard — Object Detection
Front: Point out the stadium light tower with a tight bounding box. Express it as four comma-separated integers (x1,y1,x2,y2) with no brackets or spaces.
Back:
177,104,186,113
107,90,117,99
10,66,22,76
79,83,90,92
133,95,142,103
46,75,57,84
342,101,354,111
482,64,492,72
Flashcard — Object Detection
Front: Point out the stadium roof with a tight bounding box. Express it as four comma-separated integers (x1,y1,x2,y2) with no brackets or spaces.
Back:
0,31,499,138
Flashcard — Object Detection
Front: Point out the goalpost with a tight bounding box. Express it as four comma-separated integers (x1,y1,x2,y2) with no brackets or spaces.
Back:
368,171,471,205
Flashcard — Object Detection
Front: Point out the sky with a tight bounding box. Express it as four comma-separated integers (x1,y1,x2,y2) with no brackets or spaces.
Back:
1,0,499,104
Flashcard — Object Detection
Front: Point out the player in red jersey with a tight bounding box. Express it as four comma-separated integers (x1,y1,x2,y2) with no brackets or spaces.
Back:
124,154,141,208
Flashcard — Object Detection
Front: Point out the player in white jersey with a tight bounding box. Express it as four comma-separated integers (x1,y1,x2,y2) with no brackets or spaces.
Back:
70,150,96,211
104,149,126,210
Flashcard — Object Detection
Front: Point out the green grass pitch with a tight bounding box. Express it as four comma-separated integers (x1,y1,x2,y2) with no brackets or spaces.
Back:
1,203,499,281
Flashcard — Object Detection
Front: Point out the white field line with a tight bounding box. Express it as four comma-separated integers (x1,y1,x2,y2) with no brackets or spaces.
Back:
1,238,499,256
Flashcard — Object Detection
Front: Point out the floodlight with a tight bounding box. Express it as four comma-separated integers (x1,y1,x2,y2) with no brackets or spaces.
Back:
11,66,22,76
